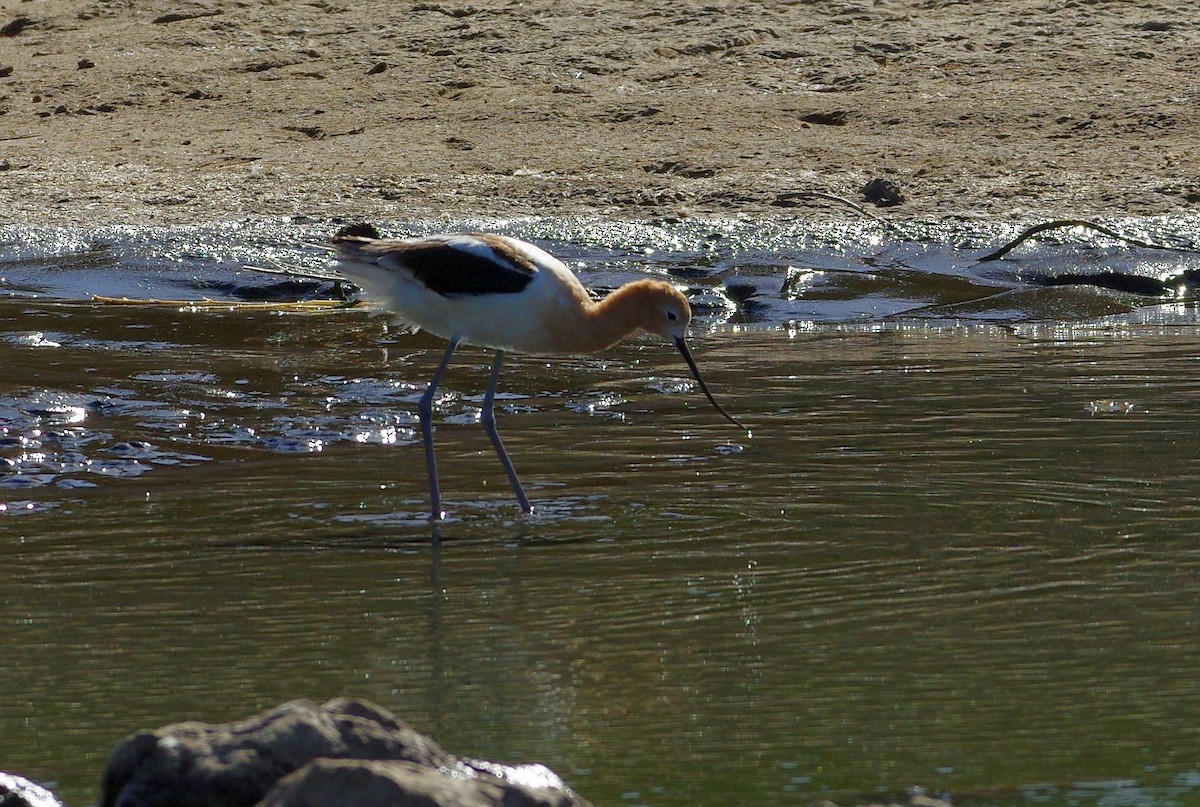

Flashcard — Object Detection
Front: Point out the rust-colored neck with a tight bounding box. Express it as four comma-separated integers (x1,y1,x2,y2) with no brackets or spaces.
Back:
552,280,663,353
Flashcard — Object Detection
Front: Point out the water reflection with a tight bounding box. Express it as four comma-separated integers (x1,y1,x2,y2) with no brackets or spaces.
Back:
3,221,1200,807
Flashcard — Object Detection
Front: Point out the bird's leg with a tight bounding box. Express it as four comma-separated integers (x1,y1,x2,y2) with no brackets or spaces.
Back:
420,337,460,520
481,350,533,514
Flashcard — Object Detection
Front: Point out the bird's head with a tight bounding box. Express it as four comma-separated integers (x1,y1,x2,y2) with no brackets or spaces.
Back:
618,280,749,435
628,281,693,342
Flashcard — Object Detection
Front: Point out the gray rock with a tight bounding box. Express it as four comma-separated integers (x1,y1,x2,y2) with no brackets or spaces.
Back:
98,698,589,807
0,772,63,807
262,758,581,807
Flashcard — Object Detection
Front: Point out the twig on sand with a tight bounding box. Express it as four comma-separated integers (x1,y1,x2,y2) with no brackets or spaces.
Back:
776,190,890,222
978,219,1200,262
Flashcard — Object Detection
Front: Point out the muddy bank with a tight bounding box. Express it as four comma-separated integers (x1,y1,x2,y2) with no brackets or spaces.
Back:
1,0,1198,227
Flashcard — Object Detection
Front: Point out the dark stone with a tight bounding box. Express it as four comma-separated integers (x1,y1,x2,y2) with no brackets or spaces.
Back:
334,223,382,240
0,772,63,807
800,110,848,126
98,698,590,807
0,16,32,37
862,177,904,207
366,61,388,75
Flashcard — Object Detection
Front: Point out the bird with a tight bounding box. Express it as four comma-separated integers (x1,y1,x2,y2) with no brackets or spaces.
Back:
330,223,748,520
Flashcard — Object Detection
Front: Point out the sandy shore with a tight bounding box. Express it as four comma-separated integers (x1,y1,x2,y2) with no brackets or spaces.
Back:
1,0,1198,227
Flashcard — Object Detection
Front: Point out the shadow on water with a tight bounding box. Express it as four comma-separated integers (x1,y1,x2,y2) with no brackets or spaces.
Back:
3,217,1200,807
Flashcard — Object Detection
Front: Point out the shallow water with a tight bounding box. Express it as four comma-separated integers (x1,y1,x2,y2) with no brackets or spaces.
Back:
3,217,1200,807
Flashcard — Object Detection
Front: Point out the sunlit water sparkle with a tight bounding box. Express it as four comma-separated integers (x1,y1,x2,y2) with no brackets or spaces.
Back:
3,217,1200,807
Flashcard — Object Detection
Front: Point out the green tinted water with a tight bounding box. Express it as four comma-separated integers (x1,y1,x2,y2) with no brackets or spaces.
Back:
3,297,1199,806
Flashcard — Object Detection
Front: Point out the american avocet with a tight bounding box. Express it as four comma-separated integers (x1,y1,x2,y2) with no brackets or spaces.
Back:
332,223,747,520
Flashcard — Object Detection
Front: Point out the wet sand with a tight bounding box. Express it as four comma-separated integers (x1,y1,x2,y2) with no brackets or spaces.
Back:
1,0,1198,226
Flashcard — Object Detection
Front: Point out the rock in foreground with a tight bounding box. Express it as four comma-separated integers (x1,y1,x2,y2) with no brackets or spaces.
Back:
261,758,579,807
0,772,64,807
98,698,589,807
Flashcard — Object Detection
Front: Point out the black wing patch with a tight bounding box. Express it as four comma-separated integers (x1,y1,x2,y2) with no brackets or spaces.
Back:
392,238,536,297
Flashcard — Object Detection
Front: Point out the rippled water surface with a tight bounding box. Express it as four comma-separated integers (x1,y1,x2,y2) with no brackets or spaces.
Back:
3,217,1200,807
